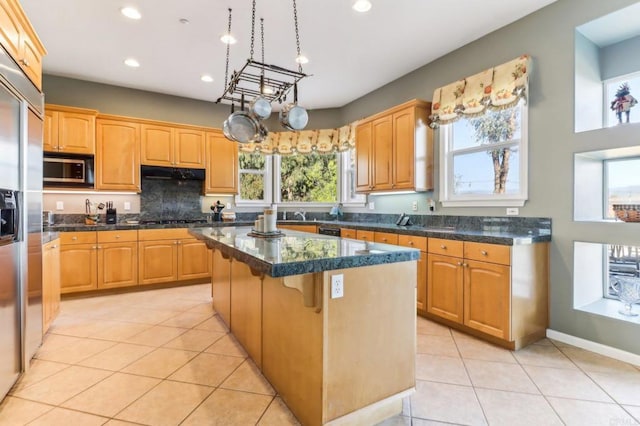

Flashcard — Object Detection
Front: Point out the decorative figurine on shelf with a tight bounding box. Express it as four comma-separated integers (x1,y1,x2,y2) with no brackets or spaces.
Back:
610,82,638,124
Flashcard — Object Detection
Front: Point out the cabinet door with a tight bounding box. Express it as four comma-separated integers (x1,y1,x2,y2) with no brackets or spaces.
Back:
372,115,393,190
278,224,317,233
427,254,463,323
356,230,374,241
60,243,97,293
464,260,511,339
43,110,58,152
57,112,96,154
0,1,21,61
212,249,231,327
374,232,398,245
355,121,373,192
340,228,357,239
205,132,238,194
98,242,138,289
175,128,206,168
141,124,174,166
177,238,212,280
19,28,43,89
416,251,427,314
96,119,141,191
230,260,262,368
392,108,416,190
138,240,178,285
42,240,60,331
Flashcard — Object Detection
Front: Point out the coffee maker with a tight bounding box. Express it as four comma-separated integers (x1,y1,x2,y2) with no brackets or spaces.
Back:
210,200,225,221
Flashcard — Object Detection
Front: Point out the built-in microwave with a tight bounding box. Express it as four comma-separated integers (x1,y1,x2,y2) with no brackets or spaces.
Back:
43,155,94,187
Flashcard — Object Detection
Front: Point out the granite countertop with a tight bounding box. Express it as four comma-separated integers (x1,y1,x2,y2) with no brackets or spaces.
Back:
190,226,420,278
42,231,59,244
44,219,551,245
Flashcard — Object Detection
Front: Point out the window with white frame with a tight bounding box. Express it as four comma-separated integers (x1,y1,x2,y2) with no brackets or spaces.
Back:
439,100,528,207
604,156,640,219
605,72,640,128
606,244,640,300
236,150,365,206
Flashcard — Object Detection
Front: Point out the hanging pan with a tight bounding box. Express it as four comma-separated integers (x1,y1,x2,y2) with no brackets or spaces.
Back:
224,94,261,144
280,83,308,131
249,75,273,120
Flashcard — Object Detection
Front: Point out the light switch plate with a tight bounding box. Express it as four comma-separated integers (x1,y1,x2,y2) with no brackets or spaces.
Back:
412,201,418,211
331,274,344,299
56,201,64,210
368,201,375,210
124,201,131,211
506,207,519,215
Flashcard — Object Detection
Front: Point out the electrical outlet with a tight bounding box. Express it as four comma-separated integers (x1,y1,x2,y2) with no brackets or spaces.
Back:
226,202,231,209
412,201,418,211
56,201,64,210
368,201,375,210
331,274,344,299
124,201,131,211
506,207,519,215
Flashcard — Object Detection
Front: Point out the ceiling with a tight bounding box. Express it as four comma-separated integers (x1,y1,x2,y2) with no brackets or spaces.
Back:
21,0,558,109
576,1,640,47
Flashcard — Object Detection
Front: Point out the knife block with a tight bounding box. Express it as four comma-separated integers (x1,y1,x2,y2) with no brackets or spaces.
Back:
106,208,117,224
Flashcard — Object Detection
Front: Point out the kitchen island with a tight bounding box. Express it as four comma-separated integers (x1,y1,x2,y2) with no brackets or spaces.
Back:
190,226,420,426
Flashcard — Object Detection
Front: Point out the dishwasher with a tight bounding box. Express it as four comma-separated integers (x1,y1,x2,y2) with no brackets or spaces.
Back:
317,226,341,237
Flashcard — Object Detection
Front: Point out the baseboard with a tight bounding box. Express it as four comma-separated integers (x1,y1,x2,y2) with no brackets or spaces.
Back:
546,329,640,367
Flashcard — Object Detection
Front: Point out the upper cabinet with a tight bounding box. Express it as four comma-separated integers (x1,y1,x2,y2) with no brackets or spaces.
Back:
141,123,206,168
44,104,97,154
205,131,238,194
0,0,46,90
355,99,433,193
95,117,140,192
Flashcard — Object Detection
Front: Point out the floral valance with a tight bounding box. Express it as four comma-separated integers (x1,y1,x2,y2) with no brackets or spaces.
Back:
429,54,531,128
238,121,358,155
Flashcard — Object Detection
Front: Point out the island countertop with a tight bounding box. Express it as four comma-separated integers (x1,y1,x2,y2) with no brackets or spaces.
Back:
190,226,420,277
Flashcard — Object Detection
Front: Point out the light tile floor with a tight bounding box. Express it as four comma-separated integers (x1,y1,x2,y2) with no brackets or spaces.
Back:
0,283,638,425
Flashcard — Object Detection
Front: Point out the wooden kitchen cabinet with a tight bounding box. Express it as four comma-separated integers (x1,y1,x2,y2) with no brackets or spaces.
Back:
95,117,141,191
60,232,98,293
42,239,60,332
398,234,428,314
211,249,232,327
44,105,98,154
97,231,138,289
340,228,357,239
278,224,317,233
205,131,238,194
355,99,432,193
426,237,549,349
355,229,374,241
374,231,398,245
141,123,206,168
138,229,211,285
0,0,46,89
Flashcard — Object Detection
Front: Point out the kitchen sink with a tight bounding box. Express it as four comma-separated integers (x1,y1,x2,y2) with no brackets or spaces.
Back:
354,249,385,255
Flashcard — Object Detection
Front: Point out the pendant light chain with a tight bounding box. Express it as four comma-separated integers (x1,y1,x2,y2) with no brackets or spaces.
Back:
293,0,303,73
224,8,232,90
250,0,256,60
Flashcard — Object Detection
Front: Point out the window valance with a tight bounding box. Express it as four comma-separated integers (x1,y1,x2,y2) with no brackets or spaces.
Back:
429,54,531,128
238,122,358,155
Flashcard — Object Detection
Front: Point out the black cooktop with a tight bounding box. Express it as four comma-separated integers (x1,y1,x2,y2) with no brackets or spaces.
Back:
139,219,209,225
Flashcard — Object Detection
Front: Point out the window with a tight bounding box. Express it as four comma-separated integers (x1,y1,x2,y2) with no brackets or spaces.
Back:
604,157,640,219
605,72,640,128
237,152,272,204
606,244,640,300
440,100,528,207
236,150,365,206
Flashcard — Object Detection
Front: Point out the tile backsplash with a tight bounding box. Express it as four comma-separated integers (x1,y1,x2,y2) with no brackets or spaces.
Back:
140,178,204,220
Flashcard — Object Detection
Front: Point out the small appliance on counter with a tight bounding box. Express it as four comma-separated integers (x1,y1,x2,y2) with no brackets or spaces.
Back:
211,200,225,221
221,211,236,222
105,201,116,224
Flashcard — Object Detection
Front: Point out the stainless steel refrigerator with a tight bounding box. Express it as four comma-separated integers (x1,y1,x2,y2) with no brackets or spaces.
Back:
0,44,44,399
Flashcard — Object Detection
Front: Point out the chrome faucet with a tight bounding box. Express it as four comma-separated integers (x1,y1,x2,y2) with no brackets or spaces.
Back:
294,210,306,221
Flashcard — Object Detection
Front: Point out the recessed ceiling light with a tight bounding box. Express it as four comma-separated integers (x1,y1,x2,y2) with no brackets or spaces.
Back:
262,87,275,94
295,55,309,64
124,58,140,68
179,18,190,24
352,0,372,12
220,33,237,45
201,75,214,83
120,7,141,20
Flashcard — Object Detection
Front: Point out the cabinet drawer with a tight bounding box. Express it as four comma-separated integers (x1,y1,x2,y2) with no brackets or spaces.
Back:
138,228,193,241
340,228,357,239
61,231,97,245
428,238,463,258
374,232,398,245
97,230,138,243
356,230,375,241
397,234,427,251
464,241,511,266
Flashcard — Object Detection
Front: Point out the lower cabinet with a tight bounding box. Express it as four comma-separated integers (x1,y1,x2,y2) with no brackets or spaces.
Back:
426,237,549,349
278,224,317,233
60,230,138,293
138,229,211,285
340,228,356,239
43,239,61,332
397,234,428,315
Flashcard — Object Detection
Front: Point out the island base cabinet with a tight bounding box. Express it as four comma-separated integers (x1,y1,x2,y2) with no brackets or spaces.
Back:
262,262,416,425
211,249,231,327
230,261,262,368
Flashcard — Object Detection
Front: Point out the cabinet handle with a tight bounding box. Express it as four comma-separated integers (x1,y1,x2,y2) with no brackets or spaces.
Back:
382,238,387,242
457,261,463,266
440,244,446,249
392,184,396,188
115,235,120,239
72,236,78,241
51,245,57,249
463,263,468,267
20,59,30,67
409,241,414,245
92,245,97,249
97,246,102,249
480,250,488,256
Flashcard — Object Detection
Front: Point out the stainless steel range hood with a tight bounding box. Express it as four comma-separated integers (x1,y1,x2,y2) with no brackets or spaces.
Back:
141,165,205,181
